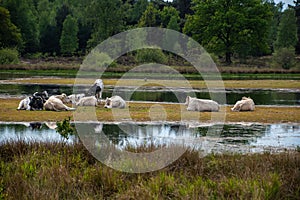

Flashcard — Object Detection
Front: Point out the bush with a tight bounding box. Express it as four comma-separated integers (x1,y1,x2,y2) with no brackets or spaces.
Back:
0,48,19,64
273,47,296,69
136,48,168,64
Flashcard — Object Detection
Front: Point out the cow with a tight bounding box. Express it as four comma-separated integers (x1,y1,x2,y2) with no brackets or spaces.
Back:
231,97,255,112
33,91,49,103
88,79,104,100
184,96,220,112
76,96,98,107
67,93,85,104
51,93,70,104
29,96,44,110
104,95,126,109
17,96,32,110
44,96,76,111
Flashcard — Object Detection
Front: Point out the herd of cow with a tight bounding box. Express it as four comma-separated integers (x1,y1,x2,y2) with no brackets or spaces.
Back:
17,79,255,112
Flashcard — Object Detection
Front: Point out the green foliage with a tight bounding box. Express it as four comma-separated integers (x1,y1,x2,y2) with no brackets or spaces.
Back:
184,0,273,63
138,2,160,27
136,48,168,64
273,47,296,69
56,117,76,140
275,8,297,50
83,50,113,71
86,0,124,49
0,6,23,49
160,6,180,28
2,0,40,53
60,15,79,56
0,48,19,64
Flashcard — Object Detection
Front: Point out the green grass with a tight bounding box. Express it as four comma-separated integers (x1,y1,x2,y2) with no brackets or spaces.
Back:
1,69,300,80
0,140,299,199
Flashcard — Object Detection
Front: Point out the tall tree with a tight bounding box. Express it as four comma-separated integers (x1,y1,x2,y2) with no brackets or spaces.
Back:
2,0,39,53
275,8,297,50
184,0,272,64
127,0,148,26
86,0,124,49
160,6,180,28
60,15,79,55
138,2,160,27
293,0,300,53
0,6,23,49
172,0,192,18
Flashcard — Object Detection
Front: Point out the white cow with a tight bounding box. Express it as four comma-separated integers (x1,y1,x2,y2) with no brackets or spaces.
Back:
67,93,85,104
76,96,98,106
17,97,32,110
52,93,70,104
185,96,220,112
104,96,126,109
231,97,255,112
44,96,76,111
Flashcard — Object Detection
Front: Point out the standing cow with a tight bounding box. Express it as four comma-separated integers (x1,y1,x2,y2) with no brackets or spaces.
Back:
88,79,104,100
184,96,220,112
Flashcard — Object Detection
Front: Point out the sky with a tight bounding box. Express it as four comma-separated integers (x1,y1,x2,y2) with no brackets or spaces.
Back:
274,0,294,8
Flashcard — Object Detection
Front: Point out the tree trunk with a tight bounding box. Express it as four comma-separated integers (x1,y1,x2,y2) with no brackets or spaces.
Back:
225,52,232,64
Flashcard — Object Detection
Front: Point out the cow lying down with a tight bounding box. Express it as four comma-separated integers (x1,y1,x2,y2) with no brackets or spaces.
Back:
231,97,255,112
76,96,98,107
104,96,126,109
185,96,220,112
44,96,76,111
68,93,85,104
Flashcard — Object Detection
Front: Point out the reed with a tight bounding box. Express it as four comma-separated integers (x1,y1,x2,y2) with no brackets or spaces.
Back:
0,140,299,199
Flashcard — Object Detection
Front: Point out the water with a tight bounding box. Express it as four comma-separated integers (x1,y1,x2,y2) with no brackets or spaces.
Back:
0,83,299,105
0,122,299,154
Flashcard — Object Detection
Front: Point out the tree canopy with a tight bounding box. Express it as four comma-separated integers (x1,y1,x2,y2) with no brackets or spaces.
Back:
0,0,298,64
183,0,273,64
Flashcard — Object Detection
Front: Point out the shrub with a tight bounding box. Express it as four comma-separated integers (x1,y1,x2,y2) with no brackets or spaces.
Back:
136,48,168,64
0,48,19,64
272,47,296,69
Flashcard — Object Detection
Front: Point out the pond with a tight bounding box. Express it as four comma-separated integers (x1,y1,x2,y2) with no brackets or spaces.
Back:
0,83,299,105
0,122,299,154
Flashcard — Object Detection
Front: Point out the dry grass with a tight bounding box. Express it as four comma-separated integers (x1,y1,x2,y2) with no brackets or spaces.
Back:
3,78,300,89
1,98,299,123
0,140,299,199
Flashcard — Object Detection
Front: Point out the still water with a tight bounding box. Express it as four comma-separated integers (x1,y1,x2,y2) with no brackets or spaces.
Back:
0,122,299,154
0,83,299,105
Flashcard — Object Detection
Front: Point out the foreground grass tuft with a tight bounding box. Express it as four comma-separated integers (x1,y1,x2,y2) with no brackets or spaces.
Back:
0,140,299,199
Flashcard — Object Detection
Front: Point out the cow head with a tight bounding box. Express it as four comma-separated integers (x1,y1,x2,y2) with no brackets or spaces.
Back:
184,96,191,106
33,91,49,103
29,96,44,110
104,97,112,108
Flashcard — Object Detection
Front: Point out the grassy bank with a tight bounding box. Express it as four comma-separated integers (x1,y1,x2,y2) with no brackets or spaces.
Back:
1,98,299,123
3,78,300,89
0,140,299,199
1,69,300,80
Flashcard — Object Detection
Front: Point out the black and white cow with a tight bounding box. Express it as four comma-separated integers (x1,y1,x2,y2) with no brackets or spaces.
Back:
29,96,44,110
88,79,104,100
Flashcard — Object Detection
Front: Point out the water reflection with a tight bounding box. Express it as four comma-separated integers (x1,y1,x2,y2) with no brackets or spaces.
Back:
0,122,299,154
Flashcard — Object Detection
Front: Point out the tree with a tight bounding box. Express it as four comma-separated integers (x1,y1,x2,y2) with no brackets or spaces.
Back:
2,0,39,53
86,0,124,49
183,0,272,64
0,6,23,49
294,0,300,54
167,16,180,31
138,2,160,27
60,15,79,55
275,8,297,50
127,0,148,26
160,6,180,28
